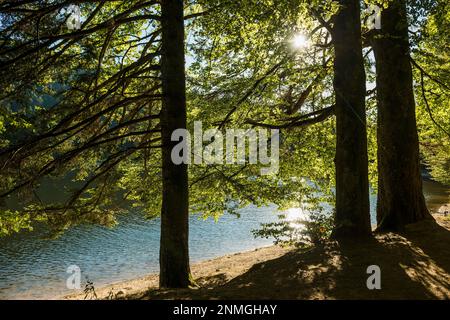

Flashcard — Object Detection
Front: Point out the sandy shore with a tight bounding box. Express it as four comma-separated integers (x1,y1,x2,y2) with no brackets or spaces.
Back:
64,245,291,300
64,214,450,300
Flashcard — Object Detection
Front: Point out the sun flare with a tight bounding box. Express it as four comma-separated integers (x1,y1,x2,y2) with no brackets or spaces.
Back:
286,207,305,221
292,34,309,49
285,207,307,230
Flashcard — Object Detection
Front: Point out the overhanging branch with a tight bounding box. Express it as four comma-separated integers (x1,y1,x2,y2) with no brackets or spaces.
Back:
246,105,335,129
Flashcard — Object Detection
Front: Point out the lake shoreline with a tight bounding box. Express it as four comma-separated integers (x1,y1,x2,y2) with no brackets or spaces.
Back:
2,179,447,300
63,244,288,300
63,214,450,300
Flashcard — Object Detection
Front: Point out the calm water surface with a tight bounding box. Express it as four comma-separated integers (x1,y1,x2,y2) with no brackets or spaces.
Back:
0,180,448,299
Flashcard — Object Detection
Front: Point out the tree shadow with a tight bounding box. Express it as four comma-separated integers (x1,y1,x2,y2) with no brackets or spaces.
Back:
399,219,450,297
404,219,450,271
140,219,450,300
329,236,433,299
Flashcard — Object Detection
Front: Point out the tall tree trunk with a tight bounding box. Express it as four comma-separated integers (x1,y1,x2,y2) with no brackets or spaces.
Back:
159,0,191,288
372,0,432,232
331,0,371,238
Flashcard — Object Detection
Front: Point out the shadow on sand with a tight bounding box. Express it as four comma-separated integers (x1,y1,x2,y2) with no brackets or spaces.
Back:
139,218,450,300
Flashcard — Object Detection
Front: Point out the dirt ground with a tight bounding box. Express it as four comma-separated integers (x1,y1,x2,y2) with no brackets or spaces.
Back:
65,215,450,300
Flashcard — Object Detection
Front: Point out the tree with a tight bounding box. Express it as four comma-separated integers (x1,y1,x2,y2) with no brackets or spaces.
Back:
0,0,165,234
413,0,450,186
159,0,191,288
186,0,339,222
330,0,371,237
372,0,433,231
188,0,373,238
0,0,192,288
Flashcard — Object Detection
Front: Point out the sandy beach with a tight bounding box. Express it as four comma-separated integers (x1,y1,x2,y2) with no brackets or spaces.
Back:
64,214,450,300
64,245,291,300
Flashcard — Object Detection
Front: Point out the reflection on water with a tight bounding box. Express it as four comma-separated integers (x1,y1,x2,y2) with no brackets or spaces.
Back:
0,180,448,300
285,207,308,229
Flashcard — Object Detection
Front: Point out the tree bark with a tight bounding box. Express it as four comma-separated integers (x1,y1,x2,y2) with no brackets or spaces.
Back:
159,0,191,288
372,0,433,232
331,0,371,238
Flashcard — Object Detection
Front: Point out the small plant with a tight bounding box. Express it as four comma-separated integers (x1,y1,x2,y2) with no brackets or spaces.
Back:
106,288,115,300
253,208,333,248
83,277,98,300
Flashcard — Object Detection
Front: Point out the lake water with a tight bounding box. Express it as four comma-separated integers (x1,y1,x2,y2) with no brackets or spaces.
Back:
0,180,448,299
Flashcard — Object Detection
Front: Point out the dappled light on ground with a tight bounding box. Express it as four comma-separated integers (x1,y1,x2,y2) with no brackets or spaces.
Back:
66,216,450,300
138,217,450,300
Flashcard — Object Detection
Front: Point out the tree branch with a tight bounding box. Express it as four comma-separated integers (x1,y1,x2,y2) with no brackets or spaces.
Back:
246,106,335,129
